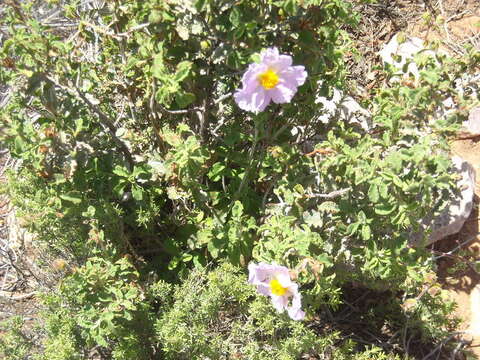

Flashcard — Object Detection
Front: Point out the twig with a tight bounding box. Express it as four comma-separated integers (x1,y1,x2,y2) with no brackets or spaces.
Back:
80,21,150,40
0,291,36,301
431,232,480,260
74,85,134,171
157,104,202,115
422,332,465,360
117,23,150,37
213,92,232,105
305,188,351,199
44,75,134,171
430,249,480,275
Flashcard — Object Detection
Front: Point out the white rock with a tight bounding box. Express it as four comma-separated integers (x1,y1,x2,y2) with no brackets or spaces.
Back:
379,34,435,80
463,107,480,135
315,88,370,131
412,156,476,245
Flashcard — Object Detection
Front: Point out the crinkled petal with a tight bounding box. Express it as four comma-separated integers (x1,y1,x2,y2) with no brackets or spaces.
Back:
287,290,305,320
287,306,305,320
240,63,267,89
271,294,288,312
256,284,272,297
248,262,287,285
260,47,280,65
260,48,293,72
279,65,308,87
234,86,270,113
275,272,294,288
270,81,297,104
248,262,271,285
268,56,293,72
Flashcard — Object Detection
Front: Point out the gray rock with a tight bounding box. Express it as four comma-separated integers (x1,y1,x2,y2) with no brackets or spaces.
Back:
411,156,476,245
463,107,480,135
379,34,435,81
314,87,371,131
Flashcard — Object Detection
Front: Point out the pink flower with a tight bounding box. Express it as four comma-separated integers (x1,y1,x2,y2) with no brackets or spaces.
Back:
234,48,308,113
248,262,306,320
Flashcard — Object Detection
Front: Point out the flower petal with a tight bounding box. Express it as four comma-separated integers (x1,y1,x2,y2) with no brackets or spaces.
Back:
270,81,296,104
256,284,272,296
270,294,288,312
260,48,293,72
287,306,305,320
248,262,271,285
287,289,305,320
240,63,267,89
234,86,270,113
260,47,280,65
275,272,293,288
279,65,308,86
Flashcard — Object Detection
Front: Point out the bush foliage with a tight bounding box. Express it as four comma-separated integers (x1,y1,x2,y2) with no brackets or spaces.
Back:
0,0,478,358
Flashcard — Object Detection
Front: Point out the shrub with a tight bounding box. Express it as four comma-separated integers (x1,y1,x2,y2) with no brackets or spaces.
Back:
156,263,402,359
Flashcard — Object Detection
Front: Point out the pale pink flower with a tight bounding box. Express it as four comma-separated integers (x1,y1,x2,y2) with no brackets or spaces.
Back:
248,262,305,320
234,48,308,113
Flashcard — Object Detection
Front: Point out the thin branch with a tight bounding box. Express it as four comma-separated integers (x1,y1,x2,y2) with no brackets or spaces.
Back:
73,86,134,171
214,92,232,105
0,291,36,301
44,75,134,171
80,21,150,40
305,188,351,199
431,232,480,261
157,104,202,115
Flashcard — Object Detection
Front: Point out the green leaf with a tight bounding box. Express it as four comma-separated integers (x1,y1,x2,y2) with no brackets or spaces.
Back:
207,237,223,259
132,186,143,201
420,69,440,84
361,225,371,240
113,182,126,197
232,201,244,219
368,183,379,203
374,202,397,215
233,26,245,40
283,0,298,15
59,194,82,204
378,183,389,199
229,7,242,27
182,253,193,262
317,201,339,213
208,162,226,181
195,0,207,11
152,53,165,79
299,30,316,46
316,254,333,266
168,256,180,270
148,10,163,24
175,91,196,108
14,137,24,154
174,61,193,82
112,166,130,178
304,210,323,228
346,222,360,236
358,210,367,223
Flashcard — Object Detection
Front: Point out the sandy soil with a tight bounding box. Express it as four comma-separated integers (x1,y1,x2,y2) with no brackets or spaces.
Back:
433,139,480,358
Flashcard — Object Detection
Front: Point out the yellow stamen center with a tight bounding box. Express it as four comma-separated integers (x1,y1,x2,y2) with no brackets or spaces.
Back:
258,69,279,90
270,278,287,296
